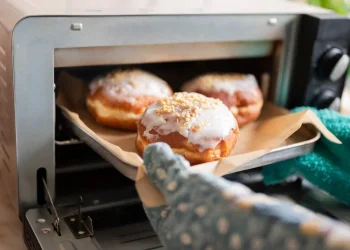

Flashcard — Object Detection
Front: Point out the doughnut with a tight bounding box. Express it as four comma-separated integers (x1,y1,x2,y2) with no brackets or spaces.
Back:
136,92,239,164
182,73,263,127
86,69,173,131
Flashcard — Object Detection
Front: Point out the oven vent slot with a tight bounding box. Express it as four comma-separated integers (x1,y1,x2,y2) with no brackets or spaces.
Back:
37,168,47,205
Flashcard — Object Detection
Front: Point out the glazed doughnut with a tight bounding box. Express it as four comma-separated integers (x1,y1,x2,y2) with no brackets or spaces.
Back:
86,69,173,131
136,92,239,165
182,73,263,127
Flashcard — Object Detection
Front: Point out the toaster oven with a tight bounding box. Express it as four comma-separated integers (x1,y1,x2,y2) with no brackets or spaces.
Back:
1,0,350,249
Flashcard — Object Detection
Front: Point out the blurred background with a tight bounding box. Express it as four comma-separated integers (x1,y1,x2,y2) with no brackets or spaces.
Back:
293,0,350,15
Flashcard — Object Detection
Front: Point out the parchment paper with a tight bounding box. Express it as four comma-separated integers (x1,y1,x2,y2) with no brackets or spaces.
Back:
56,72,341,207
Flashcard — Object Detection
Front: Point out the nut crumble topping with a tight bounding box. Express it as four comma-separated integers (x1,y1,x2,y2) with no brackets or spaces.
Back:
155,92,220,131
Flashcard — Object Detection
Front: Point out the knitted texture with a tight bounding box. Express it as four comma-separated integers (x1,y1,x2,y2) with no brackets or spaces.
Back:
263,107,350,206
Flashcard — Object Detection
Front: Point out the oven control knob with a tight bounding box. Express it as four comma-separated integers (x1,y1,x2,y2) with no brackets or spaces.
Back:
310,89,337,109
317,47,350,82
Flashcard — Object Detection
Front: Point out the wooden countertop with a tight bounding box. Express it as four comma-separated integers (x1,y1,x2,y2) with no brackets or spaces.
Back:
0,172,26,250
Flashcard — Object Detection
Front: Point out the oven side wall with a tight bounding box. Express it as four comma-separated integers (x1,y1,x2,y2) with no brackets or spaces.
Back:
13,17,56,217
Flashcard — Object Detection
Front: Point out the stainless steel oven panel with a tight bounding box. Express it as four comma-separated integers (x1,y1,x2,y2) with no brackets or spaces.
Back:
25,207,163,250
24,208,102,250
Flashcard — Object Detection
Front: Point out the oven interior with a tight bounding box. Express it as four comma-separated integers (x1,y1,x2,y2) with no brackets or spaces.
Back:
53,57,275,204
48,51,349,249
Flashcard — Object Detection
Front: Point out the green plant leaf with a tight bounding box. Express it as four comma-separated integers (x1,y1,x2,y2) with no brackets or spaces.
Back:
322,0,348,14
308,0,322,6
309,0,348,15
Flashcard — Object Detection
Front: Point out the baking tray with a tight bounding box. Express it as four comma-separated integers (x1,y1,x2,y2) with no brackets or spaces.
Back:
63,113,320,180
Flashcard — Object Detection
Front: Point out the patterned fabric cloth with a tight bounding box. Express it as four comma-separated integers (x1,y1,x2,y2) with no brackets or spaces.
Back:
143,143,350,250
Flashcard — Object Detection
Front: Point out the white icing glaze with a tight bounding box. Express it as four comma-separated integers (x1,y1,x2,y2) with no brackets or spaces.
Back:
141,92,237,152
182,74,259,96
89,70,172,104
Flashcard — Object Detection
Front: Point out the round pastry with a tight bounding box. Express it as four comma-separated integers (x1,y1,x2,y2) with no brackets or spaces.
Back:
136,92,239,165
181,73,263,127
86,69,173,131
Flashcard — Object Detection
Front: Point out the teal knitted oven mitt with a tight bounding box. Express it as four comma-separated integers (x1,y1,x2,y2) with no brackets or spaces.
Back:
263,107,350,206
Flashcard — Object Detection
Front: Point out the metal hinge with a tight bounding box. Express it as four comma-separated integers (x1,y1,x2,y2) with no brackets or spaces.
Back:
65,196,94,239
42,179,94,239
